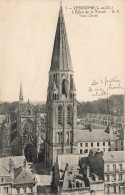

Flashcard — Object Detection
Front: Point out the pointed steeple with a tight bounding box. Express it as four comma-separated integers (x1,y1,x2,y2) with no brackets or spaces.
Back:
19,82,23,103
50,4,73,72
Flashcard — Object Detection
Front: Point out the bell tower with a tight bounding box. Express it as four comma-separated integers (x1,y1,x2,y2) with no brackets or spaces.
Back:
45,4,77,168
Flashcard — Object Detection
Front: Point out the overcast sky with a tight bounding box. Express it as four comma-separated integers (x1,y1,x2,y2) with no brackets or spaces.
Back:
0,0,124,102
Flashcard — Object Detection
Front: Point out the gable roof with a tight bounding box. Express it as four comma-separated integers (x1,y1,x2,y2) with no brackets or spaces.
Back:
21,101,35,115
0,156,25,171
13,169,36,185
58,154,79,171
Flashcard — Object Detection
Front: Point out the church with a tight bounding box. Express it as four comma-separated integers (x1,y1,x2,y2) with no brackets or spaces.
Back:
0,4,77,167
0,4,120,169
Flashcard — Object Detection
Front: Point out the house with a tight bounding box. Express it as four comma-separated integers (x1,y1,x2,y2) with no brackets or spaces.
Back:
103,151,125,194
77,128,117,155
0,156,37,195
85,113,125,130
53,154,104,195
87,149,125,194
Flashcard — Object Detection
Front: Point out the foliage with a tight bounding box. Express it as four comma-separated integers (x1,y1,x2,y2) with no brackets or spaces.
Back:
77,94,124,118
0,94,124,117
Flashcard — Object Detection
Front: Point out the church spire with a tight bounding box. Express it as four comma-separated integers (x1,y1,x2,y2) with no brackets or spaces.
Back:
19,82,23,103
50,4,73,72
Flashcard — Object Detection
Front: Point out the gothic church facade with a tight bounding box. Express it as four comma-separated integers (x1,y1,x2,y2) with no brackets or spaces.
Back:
1,84,45,162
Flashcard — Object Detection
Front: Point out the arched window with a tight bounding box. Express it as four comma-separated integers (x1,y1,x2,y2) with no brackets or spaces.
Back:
70,131,72,144
76,181,79,188
53,94,57,100
54,74,57,84
57,132,60,144
67,107,71,125
58,107,62,125
58,132,63,144
28,109,31,115
62,79,66,95
66,132,69,144
60,132,63,144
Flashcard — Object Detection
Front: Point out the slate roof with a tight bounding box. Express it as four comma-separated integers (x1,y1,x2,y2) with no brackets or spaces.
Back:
0,156,36,185
0,156,25,170
103,151,125,163
13,169,36,185
0,163,10,177
58,154,80,171
76,129,116,142
35,174,51,186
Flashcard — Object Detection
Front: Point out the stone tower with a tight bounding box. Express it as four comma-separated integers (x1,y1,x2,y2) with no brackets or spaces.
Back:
45,4,77,168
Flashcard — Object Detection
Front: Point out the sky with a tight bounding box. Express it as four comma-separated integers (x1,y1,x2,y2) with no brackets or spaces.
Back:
0,0,125,102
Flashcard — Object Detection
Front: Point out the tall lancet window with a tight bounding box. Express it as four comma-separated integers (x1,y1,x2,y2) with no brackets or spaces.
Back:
53,74,57,85
62,79,67,95
66,132,69,144
57,132,60,144
67,107,71,125
58,106,62,125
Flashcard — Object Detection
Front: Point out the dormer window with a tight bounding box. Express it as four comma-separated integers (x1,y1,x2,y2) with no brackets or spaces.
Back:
1,178,4,182
28,109,31,115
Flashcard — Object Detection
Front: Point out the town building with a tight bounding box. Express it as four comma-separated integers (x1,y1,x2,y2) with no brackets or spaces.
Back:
84,113,125,130
103,151,125,194
52,154,104,195
88,149,125,194
45,4,77,169
79,113,124,152
77,128,121,155
0,156,37,195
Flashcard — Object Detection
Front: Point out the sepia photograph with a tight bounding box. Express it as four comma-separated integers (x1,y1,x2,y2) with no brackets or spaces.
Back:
0,0,125,194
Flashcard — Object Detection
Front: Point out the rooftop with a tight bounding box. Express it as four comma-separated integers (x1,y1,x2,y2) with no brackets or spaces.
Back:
58,154,80,171
103,151,125,163
0,156,25,170
0,156,36,185
76,129,116,142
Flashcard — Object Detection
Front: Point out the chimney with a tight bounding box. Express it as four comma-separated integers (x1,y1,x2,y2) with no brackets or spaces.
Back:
23,159,26,169
74,174,76,188
86,166,90,178
9,158,14,179
65,163,69,171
